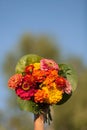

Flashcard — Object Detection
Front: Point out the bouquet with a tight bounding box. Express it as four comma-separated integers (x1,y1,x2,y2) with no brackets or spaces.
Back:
8,54,77,128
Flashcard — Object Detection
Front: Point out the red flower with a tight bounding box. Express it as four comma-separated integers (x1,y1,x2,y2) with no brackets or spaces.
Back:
55,77,66,88
8,74,23,90
15,73,38,100
25,65,34,74
16,87,37,100
55,77,72,94
23,74,35,87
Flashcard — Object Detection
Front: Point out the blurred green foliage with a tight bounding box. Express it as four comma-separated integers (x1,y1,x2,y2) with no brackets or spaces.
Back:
2,34,87,130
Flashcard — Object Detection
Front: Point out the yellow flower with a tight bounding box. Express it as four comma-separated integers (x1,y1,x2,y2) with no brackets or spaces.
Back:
33,63,40,70
42,87,63,104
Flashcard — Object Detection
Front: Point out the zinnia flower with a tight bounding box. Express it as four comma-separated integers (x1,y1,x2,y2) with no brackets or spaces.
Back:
42,70,58,86
34,89,48,103
42,87,63,104
32,69,47,83
55,77,66,88
8,74,23,90
16,87,37,100
64,79,72,94
40,59,59,70
25,64,34,74
23,74,35,87
55,77,72,94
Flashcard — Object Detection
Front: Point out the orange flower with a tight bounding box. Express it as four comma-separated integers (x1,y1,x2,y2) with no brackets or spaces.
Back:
42,70,58,88
32,70,47,83
34,89,48,103
8,74,23,90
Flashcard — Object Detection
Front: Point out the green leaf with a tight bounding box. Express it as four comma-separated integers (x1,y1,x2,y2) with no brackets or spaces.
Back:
15,54,42,74
59,64,78,92
17,97,39,114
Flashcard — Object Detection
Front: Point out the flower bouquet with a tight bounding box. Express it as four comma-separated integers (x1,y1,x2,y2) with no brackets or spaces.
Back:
8,54,77,130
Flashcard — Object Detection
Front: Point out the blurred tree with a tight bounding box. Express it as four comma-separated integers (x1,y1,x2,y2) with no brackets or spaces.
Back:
7,112,33,130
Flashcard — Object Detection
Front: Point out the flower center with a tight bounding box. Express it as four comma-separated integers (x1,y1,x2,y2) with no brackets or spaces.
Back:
22,82,30,90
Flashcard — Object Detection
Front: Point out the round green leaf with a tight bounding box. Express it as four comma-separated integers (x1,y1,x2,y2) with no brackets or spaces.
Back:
15,54,42,74
17,97,39,114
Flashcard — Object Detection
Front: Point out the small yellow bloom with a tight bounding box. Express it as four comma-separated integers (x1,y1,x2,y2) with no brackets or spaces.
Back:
33,63,40,70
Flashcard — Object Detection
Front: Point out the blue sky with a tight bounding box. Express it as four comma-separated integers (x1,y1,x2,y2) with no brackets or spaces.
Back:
0,0,86,110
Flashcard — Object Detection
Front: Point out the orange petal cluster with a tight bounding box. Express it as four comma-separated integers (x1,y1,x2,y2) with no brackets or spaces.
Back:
34,89,48,103
8,74,23,90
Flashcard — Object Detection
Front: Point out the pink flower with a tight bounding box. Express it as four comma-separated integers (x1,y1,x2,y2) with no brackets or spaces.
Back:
8,74,23,90
64,79,72,94
40,59,59,71
15,87,37,100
